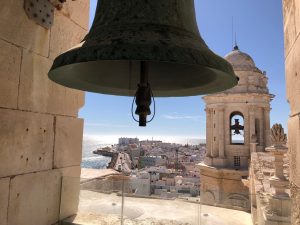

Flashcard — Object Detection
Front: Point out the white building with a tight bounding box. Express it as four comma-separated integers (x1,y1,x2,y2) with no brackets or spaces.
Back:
130,171,151,196
118,137,139,145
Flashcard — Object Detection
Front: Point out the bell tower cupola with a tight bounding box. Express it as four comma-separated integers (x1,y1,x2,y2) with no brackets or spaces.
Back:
199,46,274,211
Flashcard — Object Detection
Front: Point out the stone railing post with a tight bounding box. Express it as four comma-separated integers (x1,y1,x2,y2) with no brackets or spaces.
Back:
264,124,291,224
265,124,289,197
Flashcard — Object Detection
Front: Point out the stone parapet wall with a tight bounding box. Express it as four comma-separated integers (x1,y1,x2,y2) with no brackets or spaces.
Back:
199,164,250,212
0,1,89,225
249,152,291,225
283,0,300,224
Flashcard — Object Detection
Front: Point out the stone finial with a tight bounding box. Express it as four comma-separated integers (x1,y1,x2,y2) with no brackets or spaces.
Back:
270,124,287,147
266,124,289,198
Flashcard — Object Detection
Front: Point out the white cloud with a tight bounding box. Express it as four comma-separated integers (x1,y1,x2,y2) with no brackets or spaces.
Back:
84,122,131,128
162,114,203,121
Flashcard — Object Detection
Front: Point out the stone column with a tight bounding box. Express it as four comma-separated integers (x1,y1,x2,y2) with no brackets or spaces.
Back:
249,107,257,153
264,108,271,147
259,108,264,146
249,107,255,138
212,108,219,158
243,110,250,146
218,106,225,158
205,108,212,157
250,143,257,153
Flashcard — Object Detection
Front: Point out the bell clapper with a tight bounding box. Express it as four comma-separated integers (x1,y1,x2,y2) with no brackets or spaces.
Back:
134,61,152,127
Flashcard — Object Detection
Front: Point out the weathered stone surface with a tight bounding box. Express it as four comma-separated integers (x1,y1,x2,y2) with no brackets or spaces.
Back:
0,0,50,56
8,170,61,225
0,178,10,225
294,0,300,38
60,0,90,30
285,36,300,115
18,51,84,116
287,115,300,188
0,39,21,109
283,0,297,57
199,164,250,211
49,10,88,60
291,183,300,225
54,116,84,168
284,1,300,224
0,1,87,224
0,108,54,177
249,152,292,225
59,166,81,220
59,166,81,178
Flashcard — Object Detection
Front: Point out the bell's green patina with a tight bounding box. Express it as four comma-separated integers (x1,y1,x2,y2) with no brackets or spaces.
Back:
48,0,237,97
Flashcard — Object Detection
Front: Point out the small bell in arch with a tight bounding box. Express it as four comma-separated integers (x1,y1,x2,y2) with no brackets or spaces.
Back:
231,119,244,135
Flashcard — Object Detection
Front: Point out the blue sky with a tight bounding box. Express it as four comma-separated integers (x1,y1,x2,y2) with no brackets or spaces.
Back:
79,0,289,142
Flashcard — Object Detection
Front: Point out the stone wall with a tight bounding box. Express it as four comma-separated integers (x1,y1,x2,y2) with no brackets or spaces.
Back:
283,0,300,224
0,1,89,225
249,152,291,225
199,164,250,211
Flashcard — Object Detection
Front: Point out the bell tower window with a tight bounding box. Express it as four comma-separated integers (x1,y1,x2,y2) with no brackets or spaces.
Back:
230,112,245,145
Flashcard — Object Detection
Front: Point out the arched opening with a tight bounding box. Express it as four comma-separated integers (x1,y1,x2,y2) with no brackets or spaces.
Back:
230,112,245,145
225,193,249,209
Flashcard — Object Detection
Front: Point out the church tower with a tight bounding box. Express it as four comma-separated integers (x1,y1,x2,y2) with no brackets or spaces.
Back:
199,45,274,211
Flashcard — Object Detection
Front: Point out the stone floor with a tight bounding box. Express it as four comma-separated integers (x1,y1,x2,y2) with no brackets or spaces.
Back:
64,190,253,225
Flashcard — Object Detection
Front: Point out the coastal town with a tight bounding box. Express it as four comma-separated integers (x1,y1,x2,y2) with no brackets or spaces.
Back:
91,137,206,198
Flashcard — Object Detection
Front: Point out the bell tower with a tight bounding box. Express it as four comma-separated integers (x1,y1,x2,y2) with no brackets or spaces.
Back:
199,45,274,211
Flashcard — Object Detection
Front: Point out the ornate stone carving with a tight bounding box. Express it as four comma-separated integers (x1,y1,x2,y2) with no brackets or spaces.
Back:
266,124,289,198
270,124,287,147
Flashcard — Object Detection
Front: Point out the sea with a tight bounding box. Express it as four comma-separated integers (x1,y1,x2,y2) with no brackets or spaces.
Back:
81,137,113,169
81,135,205,169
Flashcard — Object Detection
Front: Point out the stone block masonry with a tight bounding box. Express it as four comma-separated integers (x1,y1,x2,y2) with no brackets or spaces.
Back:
0,109,54,177
0,178,10,225
18,51,84,116
0,0,89,225
0,39,22,108
7,170,61,225
54,117,84,169
283,0,300,224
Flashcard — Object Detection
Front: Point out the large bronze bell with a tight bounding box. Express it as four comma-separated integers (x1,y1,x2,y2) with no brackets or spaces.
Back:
49,0,237,96
48,0,237,126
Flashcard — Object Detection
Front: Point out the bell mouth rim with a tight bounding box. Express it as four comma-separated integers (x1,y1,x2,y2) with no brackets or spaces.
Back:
48,59,238,97
50,39,235,78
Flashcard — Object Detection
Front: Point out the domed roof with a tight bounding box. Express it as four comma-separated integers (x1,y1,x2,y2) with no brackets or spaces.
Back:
225,46,256,70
